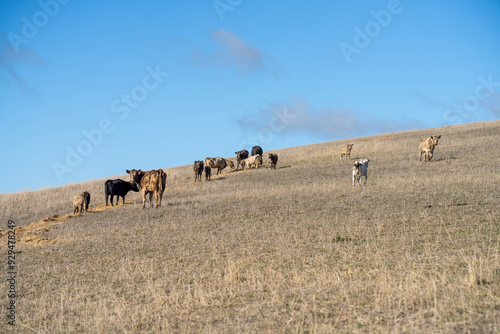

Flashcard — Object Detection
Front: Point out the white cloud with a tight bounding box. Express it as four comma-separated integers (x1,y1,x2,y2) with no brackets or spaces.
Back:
238,96,421,139
191,29,284,77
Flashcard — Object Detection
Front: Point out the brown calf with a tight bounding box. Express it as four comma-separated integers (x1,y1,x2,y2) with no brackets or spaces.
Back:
340,144,353,161
73,191,90,214
419,135,441,162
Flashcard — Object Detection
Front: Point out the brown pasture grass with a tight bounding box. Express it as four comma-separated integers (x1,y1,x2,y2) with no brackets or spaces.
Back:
1,120,499,333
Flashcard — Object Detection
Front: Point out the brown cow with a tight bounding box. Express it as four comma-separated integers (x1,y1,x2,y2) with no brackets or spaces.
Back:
204,157,234,175
268,153,278,169
205,166,211,181
193,161,204,182
340,144,353,161
235,150,249,170
419,135,441,162
126,169,166,209
73,191,90,213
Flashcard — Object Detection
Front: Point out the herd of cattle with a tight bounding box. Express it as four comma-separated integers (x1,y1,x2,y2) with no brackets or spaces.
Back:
72,136,441,211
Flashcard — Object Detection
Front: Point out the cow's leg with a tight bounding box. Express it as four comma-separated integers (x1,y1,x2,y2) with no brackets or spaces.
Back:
419,150,422,161
156,191,160,208
142,191,146,209
149,193,154,207
364,173,368,185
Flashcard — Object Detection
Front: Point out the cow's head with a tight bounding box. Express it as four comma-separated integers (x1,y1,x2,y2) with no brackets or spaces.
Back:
227,160,235,169
432,135,441,146
126,169,142,183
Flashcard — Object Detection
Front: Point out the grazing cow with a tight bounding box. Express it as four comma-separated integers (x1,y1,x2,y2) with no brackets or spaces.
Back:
204,157,235,175
241,155,263,169
251,145,263,156
105,179,139,206
193,161,204,182
73,191,90,213
205,166,211,181
353,159,370,186
126,169,166,209
235,150,249,170
340,144,354,161
419,135,441,162
268,153,278,169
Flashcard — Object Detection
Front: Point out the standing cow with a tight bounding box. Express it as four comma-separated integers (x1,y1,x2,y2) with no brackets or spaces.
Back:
205,166,211,181
235,150,249,170
193,161,204,182
73,191,90,213
105,179,139,206
340,144,353,161
268,153,278,169
126,169,166,209
241,155,262,169
204,157,234,175
352,159,370,186
419,135,441,162
251,146,263,156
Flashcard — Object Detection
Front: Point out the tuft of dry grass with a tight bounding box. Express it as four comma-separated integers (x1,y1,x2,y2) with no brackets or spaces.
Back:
1,120,499,333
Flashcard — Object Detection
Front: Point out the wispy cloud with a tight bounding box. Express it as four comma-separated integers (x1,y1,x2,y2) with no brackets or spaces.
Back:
480,91,500,117
0,31,45,96
190,29,285,77
238,96,421,139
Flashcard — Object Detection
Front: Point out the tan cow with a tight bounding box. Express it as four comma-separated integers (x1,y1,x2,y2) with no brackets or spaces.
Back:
340,144,353,161
73,191,90,213
204,157,234,175
126,169,166,209
419,135,441,162
241,155,262,169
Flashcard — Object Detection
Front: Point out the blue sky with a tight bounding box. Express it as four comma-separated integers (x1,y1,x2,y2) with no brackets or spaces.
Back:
1,0,499,194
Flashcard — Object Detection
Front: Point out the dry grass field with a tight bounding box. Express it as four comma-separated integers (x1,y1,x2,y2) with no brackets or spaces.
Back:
1,120,499,333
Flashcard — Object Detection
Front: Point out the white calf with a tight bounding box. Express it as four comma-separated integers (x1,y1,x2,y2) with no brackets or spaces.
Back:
352,159,370,186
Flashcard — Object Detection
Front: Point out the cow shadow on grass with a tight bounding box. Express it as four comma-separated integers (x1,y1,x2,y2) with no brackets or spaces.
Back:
432,156,458,162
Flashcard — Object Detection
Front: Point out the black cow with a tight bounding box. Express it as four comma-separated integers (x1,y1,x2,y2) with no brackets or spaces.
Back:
105,179,139,206
251,145,263,156
205,166,211,181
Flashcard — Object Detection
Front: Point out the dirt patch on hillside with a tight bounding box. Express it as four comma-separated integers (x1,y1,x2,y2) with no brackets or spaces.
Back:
0,202,132,246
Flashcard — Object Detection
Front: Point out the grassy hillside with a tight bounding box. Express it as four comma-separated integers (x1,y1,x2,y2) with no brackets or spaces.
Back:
1,120,499,333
